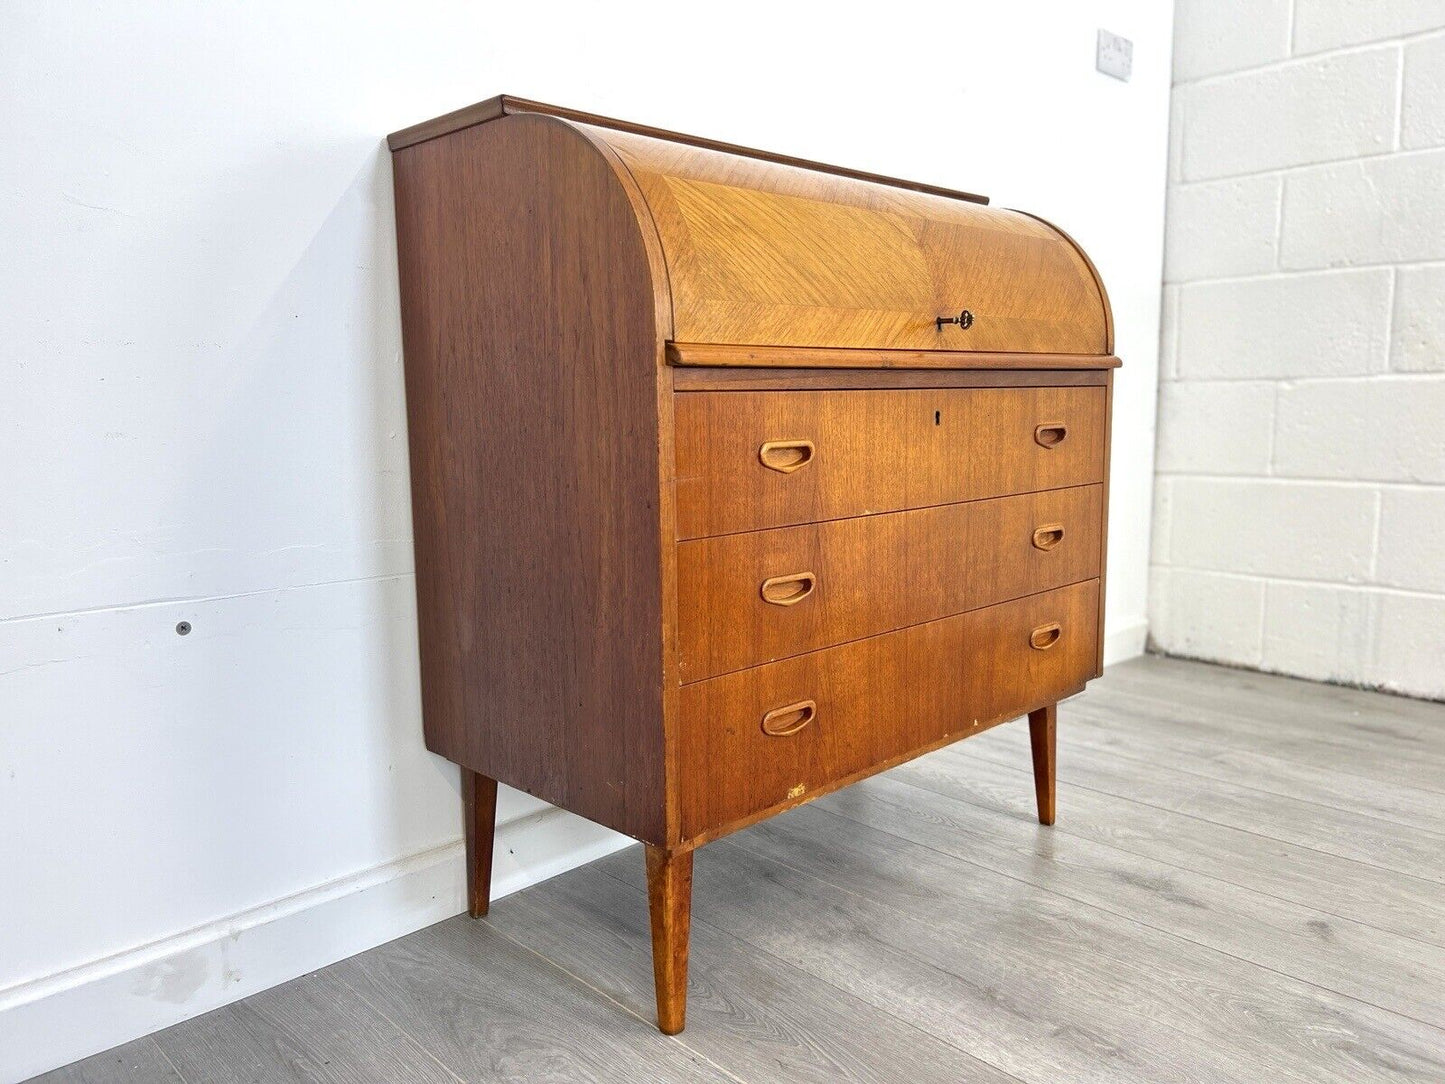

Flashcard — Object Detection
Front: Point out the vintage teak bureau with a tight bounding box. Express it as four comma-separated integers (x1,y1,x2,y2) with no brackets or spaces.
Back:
388,96,1116,1035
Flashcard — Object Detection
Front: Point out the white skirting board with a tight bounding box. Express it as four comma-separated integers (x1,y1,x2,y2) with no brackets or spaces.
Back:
3,618,1149,1083
0,808,632,1084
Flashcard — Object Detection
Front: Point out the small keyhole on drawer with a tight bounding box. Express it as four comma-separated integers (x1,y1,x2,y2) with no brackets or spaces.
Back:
934,410,941,426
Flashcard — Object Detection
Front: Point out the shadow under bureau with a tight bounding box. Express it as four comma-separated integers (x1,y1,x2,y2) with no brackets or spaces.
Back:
388,96,1117,1035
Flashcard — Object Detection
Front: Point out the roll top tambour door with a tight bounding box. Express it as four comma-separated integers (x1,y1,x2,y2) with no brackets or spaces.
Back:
577,123,1111,355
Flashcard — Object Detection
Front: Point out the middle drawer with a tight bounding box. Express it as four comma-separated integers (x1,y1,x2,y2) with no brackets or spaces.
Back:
677,484,1102,682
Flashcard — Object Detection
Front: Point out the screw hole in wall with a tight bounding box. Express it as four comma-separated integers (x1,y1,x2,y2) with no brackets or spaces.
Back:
176,621,192,636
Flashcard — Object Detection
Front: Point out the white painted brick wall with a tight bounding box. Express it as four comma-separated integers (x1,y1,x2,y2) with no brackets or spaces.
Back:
1376,488,1445,593
1178,48,1398,180
1150,476,1173,566
1172,0,1291,82
1159,284,1181,380
1293,0,1445,55
1163,175,1281,282
1371,593,1445,694
1275,378,1445,482
1392,265,1445,371
1175,269,1391,378
1168,479,1377,581
1261,581,1377,684
1403,34,1445,148
1150,568,1265,667
1154,7,1445,700
1282,152,1445,268
1156,382,1274,474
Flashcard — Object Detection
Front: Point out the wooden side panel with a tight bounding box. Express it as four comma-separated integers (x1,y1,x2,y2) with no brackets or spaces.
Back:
392,114,669,843
674,386,1107,539
677,485,1102,681
678,580,1100,842
585,124,1108,354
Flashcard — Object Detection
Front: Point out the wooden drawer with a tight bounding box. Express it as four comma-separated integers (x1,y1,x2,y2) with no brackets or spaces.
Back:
677,579,1099,841
677,484,1102,682
674,386,1105,539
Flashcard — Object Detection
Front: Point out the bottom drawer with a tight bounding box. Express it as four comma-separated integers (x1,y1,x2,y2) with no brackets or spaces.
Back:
678,579,1099,841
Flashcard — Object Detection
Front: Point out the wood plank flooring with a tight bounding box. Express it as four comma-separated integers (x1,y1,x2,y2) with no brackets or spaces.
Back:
32,656,1445,1083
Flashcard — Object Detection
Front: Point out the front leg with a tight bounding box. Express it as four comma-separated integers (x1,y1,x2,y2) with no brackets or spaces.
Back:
1028,703,1057,826
644,845,694,1035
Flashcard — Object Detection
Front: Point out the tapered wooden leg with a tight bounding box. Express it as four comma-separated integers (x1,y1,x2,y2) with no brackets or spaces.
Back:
1028,703,1057,826
462,770,498,917
645,845,693,1035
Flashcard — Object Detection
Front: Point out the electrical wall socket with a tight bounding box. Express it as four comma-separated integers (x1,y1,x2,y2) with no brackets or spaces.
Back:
1096,29,1132,82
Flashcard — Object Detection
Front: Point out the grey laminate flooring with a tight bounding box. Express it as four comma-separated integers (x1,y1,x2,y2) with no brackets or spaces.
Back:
34,656,1445,1083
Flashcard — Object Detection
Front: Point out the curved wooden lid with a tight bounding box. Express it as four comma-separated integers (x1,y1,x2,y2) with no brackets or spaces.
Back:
389,96,1112,356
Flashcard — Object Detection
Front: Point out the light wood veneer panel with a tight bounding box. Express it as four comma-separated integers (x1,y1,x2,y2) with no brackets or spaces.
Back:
583,124,1108,354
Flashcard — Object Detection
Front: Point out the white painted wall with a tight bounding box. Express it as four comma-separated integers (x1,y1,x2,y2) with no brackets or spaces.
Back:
0,2,1173,1077
1154,1,1445,700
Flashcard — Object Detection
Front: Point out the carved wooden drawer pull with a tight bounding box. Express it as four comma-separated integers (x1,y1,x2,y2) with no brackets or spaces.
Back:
760,571,817,606
1034,422,1068,449
1029,622,1062,650
1032,523,1065,551
761,700,815,737
759,439,815,473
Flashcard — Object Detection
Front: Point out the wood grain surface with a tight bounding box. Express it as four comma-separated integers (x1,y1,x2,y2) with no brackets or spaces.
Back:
332,920,732,1081
675,386,1106,539
677,581,1098,840
489,862,1019,1083
33,1041,183,1084
462,770,497,917
151,971,455,1084
845,760,1445,1029
677,485,1102,680
589,123,1109,353
392,113,671,843
922,743,1445,951
644,847,694,1035
1027,701,1057,825
963,708,1445,884
688,806,1445,1084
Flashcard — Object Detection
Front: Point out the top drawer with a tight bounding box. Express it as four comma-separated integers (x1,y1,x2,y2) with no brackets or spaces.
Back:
674,386,1106,539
